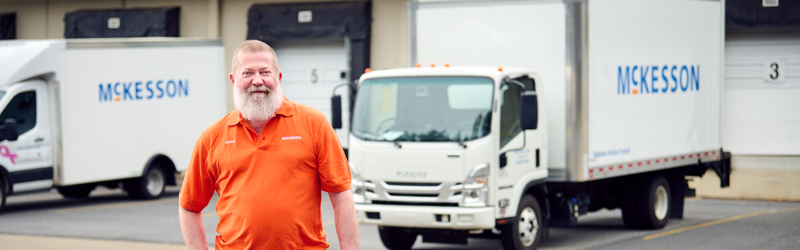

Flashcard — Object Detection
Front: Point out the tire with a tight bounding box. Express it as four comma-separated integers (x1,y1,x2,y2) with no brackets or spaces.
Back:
0,177,7,213
621,185,640,229
378,226,417,250
57,184,96,199
636,175,671,229
502,195,543,250
126,165,166,200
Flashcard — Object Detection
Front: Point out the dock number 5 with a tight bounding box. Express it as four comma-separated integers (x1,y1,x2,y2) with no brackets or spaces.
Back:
764,60,785,83
311,68,319,84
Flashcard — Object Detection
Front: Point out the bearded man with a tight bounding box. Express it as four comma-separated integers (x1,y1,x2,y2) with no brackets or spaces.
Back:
178,40,359,250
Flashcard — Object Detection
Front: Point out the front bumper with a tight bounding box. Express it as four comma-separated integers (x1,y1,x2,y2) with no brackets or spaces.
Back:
355,203,495,229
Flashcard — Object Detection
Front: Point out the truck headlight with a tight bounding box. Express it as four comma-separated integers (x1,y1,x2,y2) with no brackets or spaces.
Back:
463,163,490,206
350,163,366,203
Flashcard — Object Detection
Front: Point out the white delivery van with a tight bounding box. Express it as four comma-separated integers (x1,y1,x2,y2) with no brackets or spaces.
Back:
0,39,225,212
331,0,732,249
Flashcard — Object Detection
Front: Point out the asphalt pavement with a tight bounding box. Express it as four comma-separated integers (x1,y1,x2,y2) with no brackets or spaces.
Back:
1,185,798,250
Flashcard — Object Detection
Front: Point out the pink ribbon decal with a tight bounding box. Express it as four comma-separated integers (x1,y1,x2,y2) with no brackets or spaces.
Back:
0,145,18,164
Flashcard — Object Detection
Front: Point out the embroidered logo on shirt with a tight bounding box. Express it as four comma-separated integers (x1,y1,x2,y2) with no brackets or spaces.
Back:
225,140,235,144
282,136,301,140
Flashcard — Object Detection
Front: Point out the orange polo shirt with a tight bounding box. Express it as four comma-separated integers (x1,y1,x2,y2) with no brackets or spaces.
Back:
179,97,350,249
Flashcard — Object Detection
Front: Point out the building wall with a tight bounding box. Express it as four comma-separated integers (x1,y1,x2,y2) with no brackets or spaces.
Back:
220,0,408,111
0,0,213,39
0,0,410,111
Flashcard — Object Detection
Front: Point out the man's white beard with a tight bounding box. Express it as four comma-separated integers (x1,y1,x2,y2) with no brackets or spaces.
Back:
233,84,284,123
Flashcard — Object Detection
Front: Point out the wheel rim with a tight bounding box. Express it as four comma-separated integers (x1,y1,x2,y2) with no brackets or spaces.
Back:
654,185,669,220
146,169,165,196
518,206,539,247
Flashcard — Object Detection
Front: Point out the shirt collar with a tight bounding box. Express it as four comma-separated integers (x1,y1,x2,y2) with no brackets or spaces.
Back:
226,97,294,126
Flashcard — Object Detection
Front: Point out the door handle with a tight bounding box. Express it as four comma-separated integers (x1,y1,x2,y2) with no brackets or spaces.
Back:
35,137,44,142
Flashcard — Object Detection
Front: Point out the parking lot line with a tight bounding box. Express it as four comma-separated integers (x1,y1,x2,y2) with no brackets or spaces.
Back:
642,206,800,240
54,198,178,214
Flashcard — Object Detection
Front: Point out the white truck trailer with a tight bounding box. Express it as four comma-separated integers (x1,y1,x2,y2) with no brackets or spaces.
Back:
0,39,225,212
332,0,732,249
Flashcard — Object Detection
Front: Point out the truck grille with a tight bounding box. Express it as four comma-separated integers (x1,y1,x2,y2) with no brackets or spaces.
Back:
384,181,441,187
388,192,439,197
363,180,464,205
371,200,459,207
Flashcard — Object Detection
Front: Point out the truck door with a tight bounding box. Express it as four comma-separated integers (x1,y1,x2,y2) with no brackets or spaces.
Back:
496,76,544,190
0,81,53,192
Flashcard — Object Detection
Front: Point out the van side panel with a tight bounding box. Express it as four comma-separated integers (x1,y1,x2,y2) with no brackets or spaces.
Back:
58,41,225,185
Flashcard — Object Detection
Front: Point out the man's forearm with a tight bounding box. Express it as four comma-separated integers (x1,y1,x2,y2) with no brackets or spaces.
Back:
330,190,359,250
179,206,208,250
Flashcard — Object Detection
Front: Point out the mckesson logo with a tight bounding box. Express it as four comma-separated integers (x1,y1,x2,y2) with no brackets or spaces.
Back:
618,65,699,95
99,79,188,102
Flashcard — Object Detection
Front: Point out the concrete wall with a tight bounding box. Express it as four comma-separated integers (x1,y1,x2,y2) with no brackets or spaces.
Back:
691,156,800,202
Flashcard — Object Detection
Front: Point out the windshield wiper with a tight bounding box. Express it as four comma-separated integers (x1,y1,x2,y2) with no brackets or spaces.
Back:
457,140,467,149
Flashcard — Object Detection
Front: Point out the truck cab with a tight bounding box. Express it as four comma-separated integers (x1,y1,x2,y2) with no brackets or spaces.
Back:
338,66,549,249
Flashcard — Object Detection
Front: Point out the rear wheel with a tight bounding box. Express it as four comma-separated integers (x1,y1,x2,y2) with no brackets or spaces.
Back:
378,226,417,250
126,165,166,199
502,195,543,250
57,184,96,199
636,175,671,229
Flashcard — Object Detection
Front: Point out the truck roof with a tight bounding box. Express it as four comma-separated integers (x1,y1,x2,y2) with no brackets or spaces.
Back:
0,40,64,87
360,66,535,83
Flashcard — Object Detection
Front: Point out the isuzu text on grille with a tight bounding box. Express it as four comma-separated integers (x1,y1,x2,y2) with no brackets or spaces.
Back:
617,65,700,95
99,79,188,102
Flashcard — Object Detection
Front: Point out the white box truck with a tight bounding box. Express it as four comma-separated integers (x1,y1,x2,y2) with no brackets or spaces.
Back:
0,39,225,212
332,0,732,249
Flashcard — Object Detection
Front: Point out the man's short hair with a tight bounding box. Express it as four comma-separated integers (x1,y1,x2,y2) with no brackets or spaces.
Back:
231,40,280,74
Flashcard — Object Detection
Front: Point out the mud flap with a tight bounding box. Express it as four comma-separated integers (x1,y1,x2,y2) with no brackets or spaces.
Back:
713,150,732,188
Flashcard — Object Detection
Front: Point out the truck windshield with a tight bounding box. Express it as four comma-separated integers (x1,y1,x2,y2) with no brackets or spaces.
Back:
351,76,493,142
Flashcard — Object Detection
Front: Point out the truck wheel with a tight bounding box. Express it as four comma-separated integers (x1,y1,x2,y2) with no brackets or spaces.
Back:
126,165,166,200
378,226,417,250
57,184,96,199
636,175,671,229
502,195,542,250
621,186,640,229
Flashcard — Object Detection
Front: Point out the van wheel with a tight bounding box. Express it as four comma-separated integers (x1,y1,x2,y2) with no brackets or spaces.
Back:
379,226,417,250
126,165,166,200
636,175,671,229
502,195,542,250
0,177,7,213
57,184,96,199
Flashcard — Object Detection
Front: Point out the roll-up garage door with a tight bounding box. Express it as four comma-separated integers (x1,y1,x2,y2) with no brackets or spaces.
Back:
274,40,350,148
247,1,371,152
723,35,800,155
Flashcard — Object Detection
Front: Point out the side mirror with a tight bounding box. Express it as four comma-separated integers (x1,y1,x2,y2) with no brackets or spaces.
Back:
331,95,343,129
519,91,538,130
0,119,19,141
499,153,507,169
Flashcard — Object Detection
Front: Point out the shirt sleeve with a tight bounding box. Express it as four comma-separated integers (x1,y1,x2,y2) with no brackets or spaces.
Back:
315,115,351,193
179,132,217,212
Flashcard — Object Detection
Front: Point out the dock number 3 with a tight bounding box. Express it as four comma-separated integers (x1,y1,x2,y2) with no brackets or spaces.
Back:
764,60,785,83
